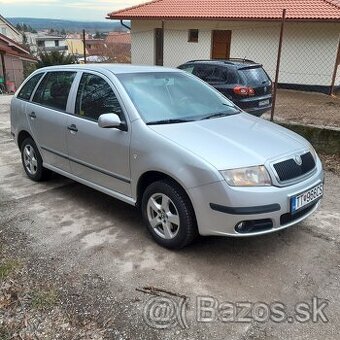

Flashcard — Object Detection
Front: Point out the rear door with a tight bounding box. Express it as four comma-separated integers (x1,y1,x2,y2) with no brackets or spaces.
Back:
66,71,131,197
28,70,76,172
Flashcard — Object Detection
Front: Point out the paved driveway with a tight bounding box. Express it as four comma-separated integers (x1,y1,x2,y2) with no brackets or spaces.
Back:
0,95,339,339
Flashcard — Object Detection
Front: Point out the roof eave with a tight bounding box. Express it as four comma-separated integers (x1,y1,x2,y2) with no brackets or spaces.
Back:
107,15,340,23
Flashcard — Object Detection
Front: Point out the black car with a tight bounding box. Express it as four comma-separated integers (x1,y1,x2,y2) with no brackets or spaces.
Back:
178,59,272,116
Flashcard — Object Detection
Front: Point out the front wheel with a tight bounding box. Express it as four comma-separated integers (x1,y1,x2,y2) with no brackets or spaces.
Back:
141,180,198,249
21,137,51,181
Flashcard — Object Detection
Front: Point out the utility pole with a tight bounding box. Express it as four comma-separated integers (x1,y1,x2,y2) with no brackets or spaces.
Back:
82,29,87,64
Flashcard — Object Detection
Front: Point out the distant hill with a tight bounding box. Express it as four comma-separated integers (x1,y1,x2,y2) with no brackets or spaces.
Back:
7,17,129,33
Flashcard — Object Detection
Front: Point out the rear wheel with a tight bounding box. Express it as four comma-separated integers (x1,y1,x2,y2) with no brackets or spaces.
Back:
142,180,198,249
21,137,51,181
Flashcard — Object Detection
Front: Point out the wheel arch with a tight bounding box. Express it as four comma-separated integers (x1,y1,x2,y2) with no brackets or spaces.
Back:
136,170,195,212
17,130,34,149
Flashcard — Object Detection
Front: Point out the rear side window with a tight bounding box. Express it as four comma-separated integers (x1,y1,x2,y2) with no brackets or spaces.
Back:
193,65,229,83
33,71,76,111
17,73,43,101
75,73,123,121
239,67,270,86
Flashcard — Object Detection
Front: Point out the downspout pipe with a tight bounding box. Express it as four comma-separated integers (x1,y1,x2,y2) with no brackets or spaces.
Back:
120,20,131,30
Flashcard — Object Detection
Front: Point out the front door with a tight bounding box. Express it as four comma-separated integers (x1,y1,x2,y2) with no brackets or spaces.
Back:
66,72,131,197
212,30,232,59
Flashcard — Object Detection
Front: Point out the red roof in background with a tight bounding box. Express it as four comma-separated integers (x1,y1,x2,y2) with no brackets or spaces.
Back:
107,0,340,21
105,32,131,45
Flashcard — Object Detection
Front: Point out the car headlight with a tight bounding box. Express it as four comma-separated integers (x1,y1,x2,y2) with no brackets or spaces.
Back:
220,166,271,187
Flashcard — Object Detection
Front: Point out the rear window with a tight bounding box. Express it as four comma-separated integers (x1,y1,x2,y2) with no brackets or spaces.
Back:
17,73,44,101
239,67,270,86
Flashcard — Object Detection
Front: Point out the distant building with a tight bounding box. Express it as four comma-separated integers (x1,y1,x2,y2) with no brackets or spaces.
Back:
85,39,106,56
66,38,84,57
35,34,68,54
66,37,107,61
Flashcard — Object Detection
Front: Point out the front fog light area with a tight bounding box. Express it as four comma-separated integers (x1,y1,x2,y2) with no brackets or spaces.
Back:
235,219,273,233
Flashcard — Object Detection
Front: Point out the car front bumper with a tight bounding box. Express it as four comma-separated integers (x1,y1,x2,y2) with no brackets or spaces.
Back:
188,159,324,237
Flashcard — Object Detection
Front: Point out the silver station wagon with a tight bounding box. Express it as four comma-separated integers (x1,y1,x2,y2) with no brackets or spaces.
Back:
10,64,324,249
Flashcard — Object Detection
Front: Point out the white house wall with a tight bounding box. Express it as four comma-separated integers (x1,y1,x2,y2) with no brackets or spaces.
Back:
43,40,67,48
131,20,340,86
131,20,160,65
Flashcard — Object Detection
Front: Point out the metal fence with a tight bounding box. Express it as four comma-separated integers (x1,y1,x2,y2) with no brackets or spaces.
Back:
124,17,340,123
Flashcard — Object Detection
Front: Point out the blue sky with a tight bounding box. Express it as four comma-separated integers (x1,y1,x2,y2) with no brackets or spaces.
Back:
0,0,143,21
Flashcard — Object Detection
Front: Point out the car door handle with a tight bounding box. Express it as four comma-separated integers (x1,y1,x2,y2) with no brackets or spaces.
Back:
67,124,78,133
28,112,36,119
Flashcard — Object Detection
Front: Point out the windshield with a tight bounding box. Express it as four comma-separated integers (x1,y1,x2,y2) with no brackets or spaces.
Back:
117,72,240,124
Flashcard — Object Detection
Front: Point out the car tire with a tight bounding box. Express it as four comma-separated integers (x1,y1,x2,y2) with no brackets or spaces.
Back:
141,180,198,249
21,137,51,181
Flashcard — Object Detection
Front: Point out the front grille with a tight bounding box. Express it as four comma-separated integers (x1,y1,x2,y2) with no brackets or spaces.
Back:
273,152,315,182
280,202,317,225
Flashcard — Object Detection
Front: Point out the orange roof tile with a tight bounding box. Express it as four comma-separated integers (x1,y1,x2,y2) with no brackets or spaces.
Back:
107,0,340,21
105,32,131,45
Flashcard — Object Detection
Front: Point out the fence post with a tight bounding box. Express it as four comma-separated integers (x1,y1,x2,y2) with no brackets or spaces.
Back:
329,33,340,96
270,9,286,122
82,29,87,64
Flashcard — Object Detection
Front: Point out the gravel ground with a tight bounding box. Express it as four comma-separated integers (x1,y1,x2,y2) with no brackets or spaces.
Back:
0,94,340,339
263,89,340,128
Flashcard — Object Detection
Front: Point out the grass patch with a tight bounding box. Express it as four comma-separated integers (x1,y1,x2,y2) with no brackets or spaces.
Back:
30,289,58,311
0,260,19,280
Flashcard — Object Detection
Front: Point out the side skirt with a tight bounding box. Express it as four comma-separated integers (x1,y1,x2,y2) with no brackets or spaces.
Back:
43,163,137,206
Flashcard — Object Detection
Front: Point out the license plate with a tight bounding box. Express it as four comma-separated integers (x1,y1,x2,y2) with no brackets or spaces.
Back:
291,183,323,213
259,99,270,107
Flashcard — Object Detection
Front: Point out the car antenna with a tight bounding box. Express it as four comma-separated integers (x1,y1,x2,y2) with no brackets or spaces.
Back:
243,56,246,63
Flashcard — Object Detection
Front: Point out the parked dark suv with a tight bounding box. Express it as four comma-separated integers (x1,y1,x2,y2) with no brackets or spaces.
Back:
178,59,272,116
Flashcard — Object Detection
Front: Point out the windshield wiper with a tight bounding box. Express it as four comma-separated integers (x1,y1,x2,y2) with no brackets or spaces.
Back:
147,118,193,125
200,110,240,120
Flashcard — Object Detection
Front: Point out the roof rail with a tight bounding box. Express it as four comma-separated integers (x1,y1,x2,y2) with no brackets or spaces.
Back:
228,58,257,64
187,58,257,64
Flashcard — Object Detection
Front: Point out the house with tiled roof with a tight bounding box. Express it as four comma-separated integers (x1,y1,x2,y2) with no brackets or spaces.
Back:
0,16,36,92
108,0,340,92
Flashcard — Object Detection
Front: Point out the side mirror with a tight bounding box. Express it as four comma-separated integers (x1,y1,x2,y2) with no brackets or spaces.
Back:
98,113,126,130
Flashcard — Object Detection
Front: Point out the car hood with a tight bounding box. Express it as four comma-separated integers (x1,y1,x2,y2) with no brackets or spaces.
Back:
149,113,310,170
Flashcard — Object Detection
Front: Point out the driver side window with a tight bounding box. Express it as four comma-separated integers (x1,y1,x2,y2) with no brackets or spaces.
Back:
75,73,123,121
